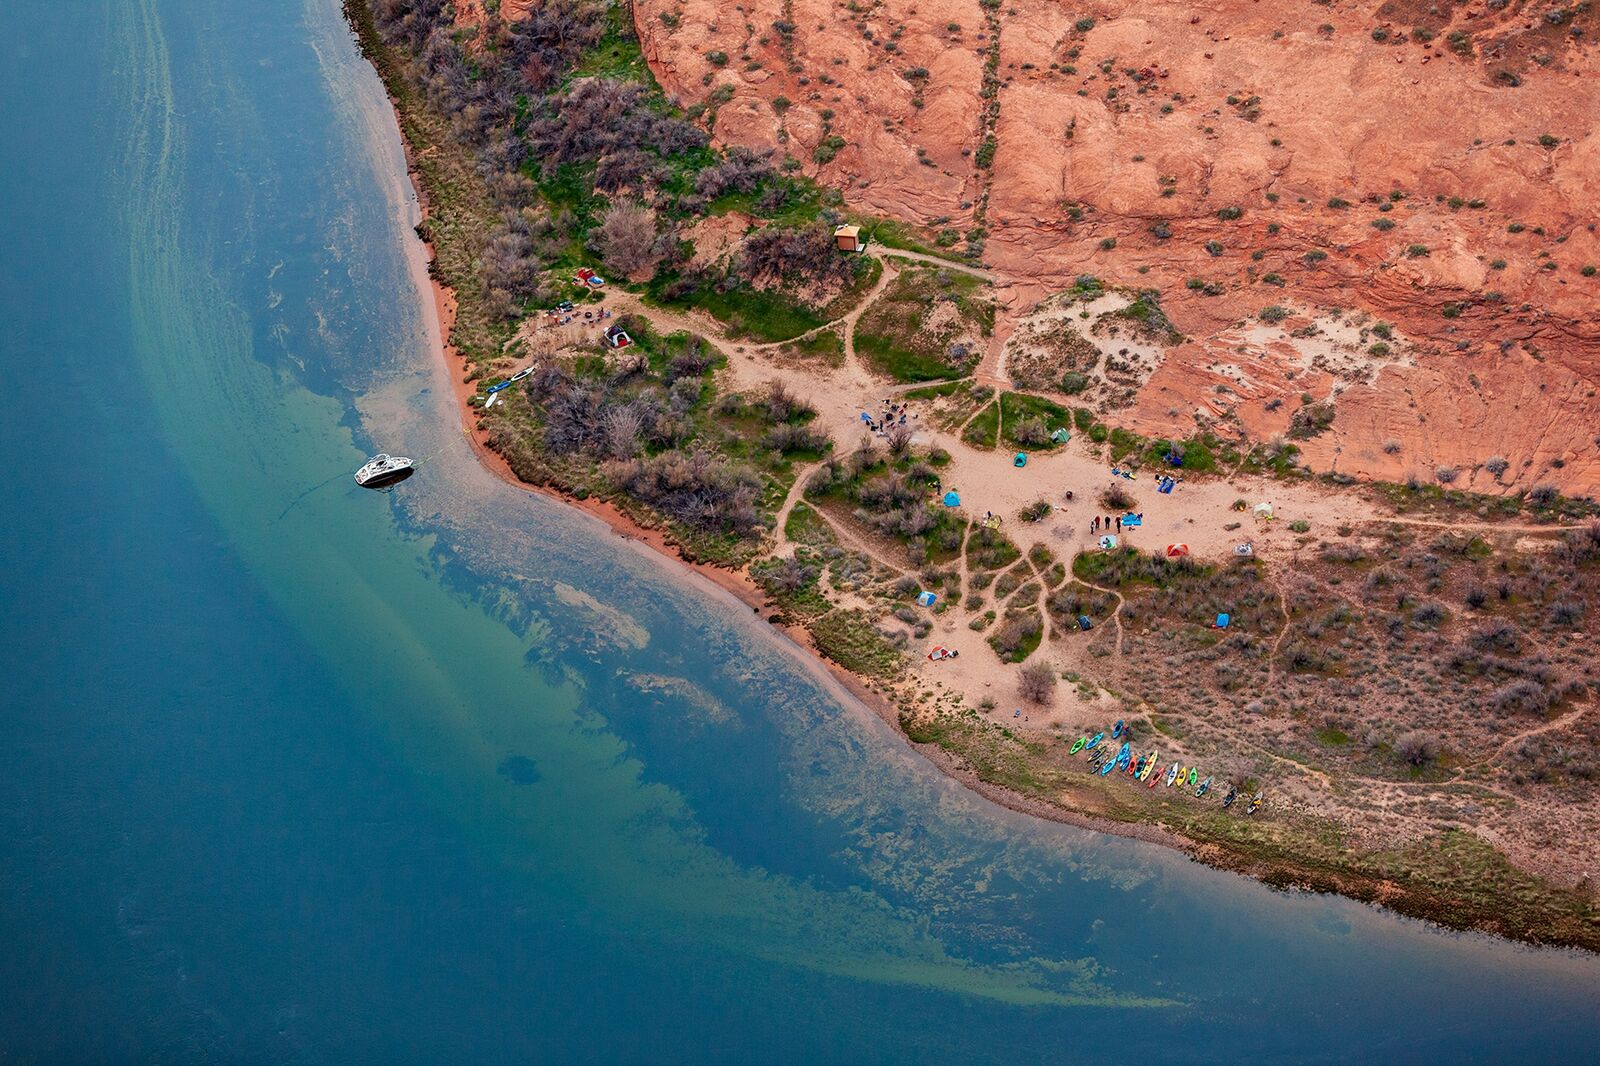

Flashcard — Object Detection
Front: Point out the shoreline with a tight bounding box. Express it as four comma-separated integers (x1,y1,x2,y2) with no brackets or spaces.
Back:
352,6,1599,955
386,99,1209,861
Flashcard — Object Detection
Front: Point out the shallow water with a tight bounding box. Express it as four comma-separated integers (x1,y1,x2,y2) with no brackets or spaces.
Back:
0,0,1596,1060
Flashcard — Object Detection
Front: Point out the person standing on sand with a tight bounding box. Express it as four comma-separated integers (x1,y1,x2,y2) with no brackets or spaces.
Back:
1116,517,1122,532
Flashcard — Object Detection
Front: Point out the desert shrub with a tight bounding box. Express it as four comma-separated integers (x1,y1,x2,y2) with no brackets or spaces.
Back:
1411,601,1447,628
376,0,607,147
1018,659,1057,704
1259,305,1291,324
1395,730,1440,766
1492,679,1549,716
1288,402,1335,439
1010,417,1049,446
1547,601,1584,626
988,612,1042,660
760,380,816,423
1100,483,1135,510
607,449,763,536
527,78,706,175
592,201,662,276
1484,455,1509,476
1020,499,1052,522
737,223,854,286
762,556,819,594
480,209,553,317
763,423,830,454
1557,521,1600,565
693,146,773,199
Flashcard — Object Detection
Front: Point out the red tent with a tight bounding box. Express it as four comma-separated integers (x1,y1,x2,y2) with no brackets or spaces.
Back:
1165,543,1189,557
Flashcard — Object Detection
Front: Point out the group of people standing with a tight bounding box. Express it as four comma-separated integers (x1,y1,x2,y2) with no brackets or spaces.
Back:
1091,513,1143,534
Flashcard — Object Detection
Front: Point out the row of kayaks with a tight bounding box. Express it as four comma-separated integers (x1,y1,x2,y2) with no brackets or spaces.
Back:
1068,732,1262,814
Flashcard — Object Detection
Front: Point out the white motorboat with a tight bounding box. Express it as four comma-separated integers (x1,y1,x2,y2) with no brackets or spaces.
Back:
354,453,414,488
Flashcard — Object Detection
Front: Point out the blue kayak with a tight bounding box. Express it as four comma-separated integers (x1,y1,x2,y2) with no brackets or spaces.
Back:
1085,732,1105,750
1099,756,1116,776
1112,719,1125,739
1114,742,1131,771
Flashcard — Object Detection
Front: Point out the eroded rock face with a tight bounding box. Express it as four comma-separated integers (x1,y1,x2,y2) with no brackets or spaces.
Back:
637,0,1600,495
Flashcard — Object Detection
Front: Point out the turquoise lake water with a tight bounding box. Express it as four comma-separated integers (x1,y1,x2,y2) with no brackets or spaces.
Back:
1,0,1596,1059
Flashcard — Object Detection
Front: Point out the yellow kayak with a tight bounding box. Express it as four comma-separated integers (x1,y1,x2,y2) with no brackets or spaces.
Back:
1140,750,1158,780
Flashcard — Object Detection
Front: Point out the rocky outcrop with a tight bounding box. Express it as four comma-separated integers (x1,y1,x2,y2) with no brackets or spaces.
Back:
635,0,1600,496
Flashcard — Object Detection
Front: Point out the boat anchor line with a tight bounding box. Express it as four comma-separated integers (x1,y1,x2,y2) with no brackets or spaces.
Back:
278,435,463,522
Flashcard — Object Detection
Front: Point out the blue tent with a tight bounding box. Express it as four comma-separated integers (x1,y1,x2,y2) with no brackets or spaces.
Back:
1121,512,1142,528
1077,615,1093,631
942,490,961,507
1013,452,1028,467
860,411,872,423
917,591,937,607
1215,612,1231,629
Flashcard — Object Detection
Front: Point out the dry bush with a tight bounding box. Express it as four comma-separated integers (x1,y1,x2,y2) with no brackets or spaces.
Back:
737,223,854,285
989,612,1042,658
526,78,706,174
693,146,773,198
1396,730,1441,766
606,449,762,536
601,403,644,459
593,201,660,276
762,423,830,454
761,380,815,423
1018,660,1057,704
1100,483,1136,511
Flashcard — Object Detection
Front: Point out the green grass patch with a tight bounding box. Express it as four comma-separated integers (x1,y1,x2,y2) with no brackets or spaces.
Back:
810,609,903,678
647,277,825,341
856,267,993,382
784,327,845,366
999,392,1073,450
960,400,1001,449
783,501,836,546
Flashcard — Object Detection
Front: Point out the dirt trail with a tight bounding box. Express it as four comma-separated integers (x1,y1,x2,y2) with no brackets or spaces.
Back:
1073,577,1126,657
878,248,995,282
1480,708,1588,769
770,459,826,556
1264,576,1294,689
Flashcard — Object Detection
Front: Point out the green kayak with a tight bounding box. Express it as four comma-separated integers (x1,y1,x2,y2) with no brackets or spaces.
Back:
1187,767,1198,787
1070,736,1086,755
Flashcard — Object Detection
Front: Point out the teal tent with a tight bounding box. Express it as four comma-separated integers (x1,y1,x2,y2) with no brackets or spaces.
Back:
1051,428,1070,443
1013,452,1028,467
942,490,961,507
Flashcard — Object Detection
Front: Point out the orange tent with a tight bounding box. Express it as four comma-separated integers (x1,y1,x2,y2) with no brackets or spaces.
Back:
1165,543,1189,557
